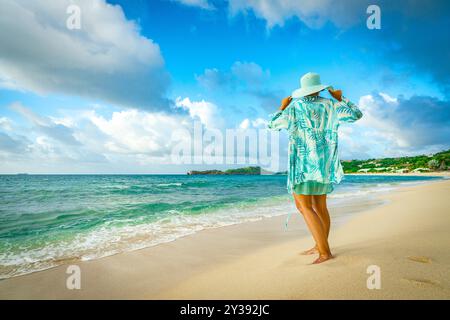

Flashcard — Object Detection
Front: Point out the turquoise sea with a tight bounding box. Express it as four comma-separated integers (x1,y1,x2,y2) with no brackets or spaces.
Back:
0,174,443,278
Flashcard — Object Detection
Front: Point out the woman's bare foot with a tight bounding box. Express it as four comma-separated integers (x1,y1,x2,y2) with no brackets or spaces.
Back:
300,246,318,255
312,254,333,264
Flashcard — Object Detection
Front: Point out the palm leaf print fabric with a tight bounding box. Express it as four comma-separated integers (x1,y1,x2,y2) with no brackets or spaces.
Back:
268,96,363,194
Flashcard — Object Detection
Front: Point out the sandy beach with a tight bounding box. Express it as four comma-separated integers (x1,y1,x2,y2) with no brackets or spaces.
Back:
0,178,449,299
346,172,450,177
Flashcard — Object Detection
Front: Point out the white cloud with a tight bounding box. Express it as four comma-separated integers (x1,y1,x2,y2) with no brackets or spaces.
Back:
196,68,231,90
175,97,222,128
239,118,250,129
239,117,267,129
0,117,13,131
231,61,270,86
195,61,279,113
172,0,215,10
349,93,450,157
357,94,410,148
0,0,169,110
0,131,30,156
11,102,81,146
196,61,270,90
87,109,189,155
1,97,226,172
251,118,267,128
378,92,398,104
228,0,367,29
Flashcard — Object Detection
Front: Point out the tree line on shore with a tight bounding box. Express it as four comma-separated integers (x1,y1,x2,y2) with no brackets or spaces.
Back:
187,149,450,175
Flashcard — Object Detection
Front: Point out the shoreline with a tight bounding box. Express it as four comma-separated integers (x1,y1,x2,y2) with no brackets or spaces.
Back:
1,171,449,176
0,174,438,280
1,174,439,280
0,178,449,299
344,171,450,177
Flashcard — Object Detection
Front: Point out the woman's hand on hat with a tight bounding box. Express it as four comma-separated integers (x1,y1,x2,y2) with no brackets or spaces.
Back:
279,96,292,111
328,87,342,102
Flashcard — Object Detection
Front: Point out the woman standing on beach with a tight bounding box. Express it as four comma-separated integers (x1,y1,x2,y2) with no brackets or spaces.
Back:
268,72,363,264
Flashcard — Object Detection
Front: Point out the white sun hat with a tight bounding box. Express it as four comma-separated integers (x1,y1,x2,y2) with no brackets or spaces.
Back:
291,72,330,98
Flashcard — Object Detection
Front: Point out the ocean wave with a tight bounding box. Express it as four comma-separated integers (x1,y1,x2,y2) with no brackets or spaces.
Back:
330,179,440,200
329,186,394,199
156,182,183,187
0,196,292,279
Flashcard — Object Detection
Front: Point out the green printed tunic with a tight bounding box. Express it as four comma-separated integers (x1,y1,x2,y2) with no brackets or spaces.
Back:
268,96,363,195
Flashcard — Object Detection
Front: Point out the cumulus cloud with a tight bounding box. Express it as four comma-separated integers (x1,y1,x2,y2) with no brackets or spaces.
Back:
175,97,222,128
337,125,373,160
228,0,450,97
239,117,267,129
3,103,110,166
228,0,368,29
11,102,81,146
228,0,447,29
196,68,232,91
0,0,170,110
0,132,30,155
196,61,280,112
0,117,13,131
194,60,286,134
172,0,215,10
249,88,284,112
355,93,450,155
1,96,226,172
196,61,270,91
231,61,270,86
86,109,195,156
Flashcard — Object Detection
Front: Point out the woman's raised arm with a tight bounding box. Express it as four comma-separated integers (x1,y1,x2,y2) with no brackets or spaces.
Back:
267,96,293,131
328,88,363,123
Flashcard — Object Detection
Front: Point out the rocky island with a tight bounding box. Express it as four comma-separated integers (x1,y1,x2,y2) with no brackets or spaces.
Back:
187,166,262,175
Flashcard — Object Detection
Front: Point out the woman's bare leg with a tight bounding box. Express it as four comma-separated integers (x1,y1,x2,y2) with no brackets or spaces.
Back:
293,194,332,264
301,195,331,255
314,194,331,236
294,195,320,255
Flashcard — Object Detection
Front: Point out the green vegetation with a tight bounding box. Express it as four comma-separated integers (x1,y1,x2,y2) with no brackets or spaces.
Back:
187,149,450,175
187,170,224,175
224,166,261,175
188,166,261,175
342,149,450,173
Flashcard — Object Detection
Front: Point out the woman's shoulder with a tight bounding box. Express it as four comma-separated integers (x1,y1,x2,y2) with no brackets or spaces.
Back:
316,96,333,104
292,96,333,105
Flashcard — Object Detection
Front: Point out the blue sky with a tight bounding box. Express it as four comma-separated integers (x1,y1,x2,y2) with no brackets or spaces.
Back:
0,0,449,173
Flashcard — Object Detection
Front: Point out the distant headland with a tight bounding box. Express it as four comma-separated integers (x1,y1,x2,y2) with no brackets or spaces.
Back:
186,149,449,175
342,149,449,173
187,166,286,175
